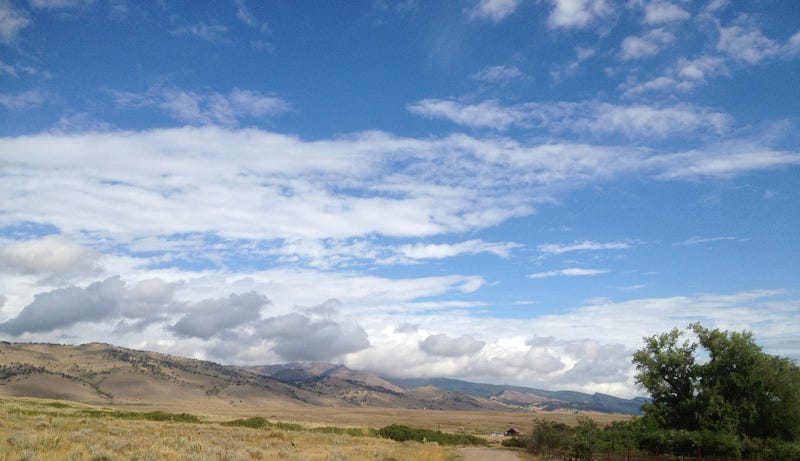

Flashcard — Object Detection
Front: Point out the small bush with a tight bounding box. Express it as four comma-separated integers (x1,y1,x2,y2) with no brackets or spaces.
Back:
79,409,201,423
222,417,271,429
377,424,488,446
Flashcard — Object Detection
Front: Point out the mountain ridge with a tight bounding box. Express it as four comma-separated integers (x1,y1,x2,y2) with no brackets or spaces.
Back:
0,342,644,415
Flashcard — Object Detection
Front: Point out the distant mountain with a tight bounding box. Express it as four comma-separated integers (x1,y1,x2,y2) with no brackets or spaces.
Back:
384,377,647,415
0,342,645,415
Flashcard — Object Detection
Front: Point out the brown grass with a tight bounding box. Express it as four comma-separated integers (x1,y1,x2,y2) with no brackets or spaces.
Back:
0,397,460,461
0,396,629,460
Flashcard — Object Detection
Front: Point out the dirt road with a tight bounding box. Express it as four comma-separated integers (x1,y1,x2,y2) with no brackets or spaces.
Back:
455,447,522,461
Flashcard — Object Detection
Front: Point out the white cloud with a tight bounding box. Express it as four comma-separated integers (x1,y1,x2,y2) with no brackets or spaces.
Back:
643,1,690,25
467,0,521,23
528,268,609,278
0,235,100,281
717,23,780,65
397,239,520,260
419,334,485,357
621,55,729,96
716,17,800,65
407,98,527,130
547,0,612,29
654,149,800,179
470,65,524,83
0,1,30,43
538,240,632,254
619,28,675,60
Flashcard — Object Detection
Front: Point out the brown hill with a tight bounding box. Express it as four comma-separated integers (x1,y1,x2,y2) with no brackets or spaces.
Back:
0,342,510,413
0,342,327,411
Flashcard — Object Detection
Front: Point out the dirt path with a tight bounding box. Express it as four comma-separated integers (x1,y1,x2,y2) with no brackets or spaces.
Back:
455,447,522,461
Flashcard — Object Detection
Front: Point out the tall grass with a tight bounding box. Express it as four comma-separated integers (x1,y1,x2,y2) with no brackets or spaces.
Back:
0,398,457,460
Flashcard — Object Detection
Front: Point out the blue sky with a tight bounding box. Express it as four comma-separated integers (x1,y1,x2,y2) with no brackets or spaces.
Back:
1,0,799,397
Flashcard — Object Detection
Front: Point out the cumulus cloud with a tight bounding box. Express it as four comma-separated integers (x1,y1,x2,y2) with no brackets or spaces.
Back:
258,313,370,361
619,28,675,60
419,333,485,357
642,1,690,24
547,0,612,29
467,0,521,23
0,276,125,336
528,268,608,279
0,235,100,282
717,21,780,65
170,291,269,339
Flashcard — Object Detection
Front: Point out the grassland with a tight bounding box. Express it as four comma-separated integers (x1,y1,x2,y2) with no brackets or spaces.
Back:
0,397,462,460
0,396,622,460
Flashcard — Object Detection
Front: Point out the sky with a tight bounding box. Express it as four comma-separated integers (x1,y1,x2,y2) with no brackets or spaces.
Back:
0,0,799,399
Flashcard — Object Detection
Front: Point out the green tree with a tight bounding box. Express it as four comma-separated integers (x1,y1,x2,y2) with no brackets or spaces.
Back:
632,327,700,431
633,323,800,444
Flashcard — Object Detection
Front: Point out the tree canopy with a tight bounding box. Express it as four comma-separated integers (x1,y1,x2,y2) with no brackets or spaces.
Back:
633,323,800,443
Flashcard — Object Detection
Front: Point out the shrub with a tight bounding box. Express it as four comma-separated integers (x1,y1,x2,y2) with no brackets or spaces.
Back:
377,424,488,446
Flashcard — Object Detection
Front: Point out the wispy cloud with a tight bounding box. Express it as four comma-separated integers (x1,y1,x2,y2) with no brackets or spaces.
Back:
0,1,30,44
407,98,732,137
397,239,521,260
528,268,609,278
0,90,46,110
621,55,729,96
113,87,289,126
471,65,524,83
676,236,749,246
171,22,230,43
538,240,632,254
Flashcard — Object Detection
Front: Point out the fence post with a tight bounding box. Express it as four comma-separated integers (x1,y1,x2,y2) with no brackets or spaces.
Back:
627,446,631,461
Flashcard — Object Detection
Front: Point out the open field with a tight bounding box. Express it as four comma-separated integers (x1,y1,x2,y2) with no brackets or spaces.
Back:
0,397,457,461
0,396,623,460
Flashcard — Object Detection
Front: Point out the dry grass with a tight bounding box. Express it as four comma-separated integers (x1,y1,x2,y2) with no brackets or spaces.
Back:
0,398,456,461
0,388,629,460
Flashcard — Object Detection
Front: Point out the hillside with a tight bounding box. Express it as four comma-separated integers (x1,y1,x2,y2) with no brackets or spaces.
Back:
384,377,647,415
0,342,644,415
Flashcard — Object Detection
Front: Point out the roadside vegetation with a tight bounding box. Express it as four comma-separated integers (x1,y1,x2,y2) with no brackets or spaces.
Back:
504,324,800,460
